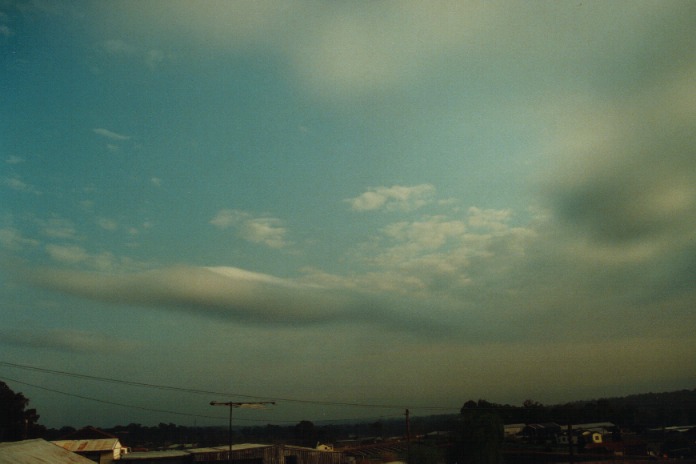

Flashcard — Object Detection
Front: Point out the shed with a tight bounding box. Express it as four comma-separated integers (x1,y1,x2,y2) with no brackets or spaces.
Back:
53,438,126,464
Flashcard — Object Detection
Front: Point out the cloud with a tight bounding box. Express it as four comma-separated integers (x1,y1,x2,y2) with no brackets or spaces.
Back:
101,38,136,55
5,155,24,164
540,57,696,266
0,328,141,354
99,39,169,70
92,127,131,141
39,217,77,240
45,244,89,264
97,217,118,231
0,228,39,251
42,243,126,272
350,208,536,299
93,2,690,102
3,176,40,194
346,184,435,212
145,49,165,69
19,265,450,337
210,209,288,248
381,217,467,251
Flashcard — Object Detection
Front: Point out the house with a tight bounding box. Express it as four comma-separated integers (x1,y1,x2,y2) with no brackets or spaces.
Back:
0,438,97,464
503,423,525,440
573,422,620,444
520,422,561,444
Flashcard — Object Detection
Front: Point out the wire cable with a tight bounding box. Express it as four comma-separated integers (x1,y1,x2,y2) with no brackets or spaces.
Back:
0,360,459,412
0,375,229,422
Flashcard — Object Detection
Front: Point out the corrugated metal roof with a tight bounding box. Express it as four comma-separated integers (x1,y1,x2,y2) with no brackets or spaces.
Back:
187,443,271,453
0,439,97,464
52,438,121,452
121,450,190,460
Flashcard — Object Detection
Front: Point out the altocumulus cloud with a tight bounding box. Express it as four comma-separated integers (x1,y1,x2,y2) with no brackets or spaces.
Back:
210,209,288,248
346,184,435,212
92,128,131,141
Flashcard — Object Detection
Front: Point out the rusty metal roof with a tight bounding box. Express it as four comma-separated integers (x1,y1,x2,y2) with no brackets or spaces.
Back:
52,438,121,453
0,439,97,464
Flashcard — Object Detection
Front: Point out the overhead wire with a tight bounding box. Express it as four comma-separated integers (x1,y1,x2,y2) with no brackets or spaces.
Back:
0,360,459,425
0,360,457,411
0,374,230,422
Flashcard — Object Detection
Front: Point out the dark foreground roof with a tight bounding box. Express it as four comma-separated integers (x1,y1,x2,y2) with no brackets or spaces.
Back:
0,439,97,464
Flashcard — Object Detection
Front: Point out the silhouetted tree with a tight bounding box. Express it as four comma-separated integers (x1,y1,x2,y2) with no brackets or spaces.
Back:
0,381,44,441
294,420,316,447
450,400,503,464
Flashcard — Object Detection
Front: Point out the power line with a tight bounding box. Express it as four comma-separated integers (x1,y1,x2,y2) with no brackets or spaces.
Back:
0,375,228,422
0,374,415,426
0,360,458,412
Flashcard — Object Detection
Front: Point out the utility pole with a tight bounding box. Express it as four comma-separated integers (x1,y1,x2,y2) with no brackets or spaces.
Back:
405,409,411,463
210,401,275,464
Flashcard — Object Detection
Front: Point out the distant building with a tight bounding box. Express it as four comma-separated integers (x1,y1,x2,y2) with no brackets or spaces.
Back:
520,422,561,444
503,423,525,440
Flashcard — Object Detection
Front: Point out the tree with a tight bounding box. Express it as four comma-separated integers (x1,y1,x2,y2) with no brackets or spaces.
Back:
293,420,316,447
0,381,44,442
450,400,503,464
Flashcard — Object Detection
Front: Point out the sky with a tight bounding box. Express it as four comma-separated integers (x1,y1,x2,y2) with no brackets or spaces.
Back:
1,0,695,430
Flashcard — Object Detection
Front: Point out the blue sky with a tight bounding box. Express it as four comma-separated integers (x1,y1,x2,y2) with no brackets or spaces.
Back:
1,1,695,429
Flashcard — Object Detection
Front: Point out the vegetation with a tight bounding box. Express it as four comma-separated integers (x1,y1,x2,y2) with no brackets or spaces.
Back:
3,383,696,452
0,381,45,442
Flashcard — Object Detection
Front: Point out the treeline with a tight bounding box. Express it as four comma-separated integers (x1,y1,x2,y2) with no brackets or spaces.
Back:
32,388,696,449
492,388,696,430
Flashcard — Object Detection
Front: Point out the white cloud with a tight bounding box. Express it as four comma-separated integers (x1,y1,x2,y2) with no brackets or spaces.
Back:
467,207,513,232
3,176,40,194
209,209,243,228
346,184,435,212
42,243,126,271
100,39,169,70
45,244,89,264
210,209,288,249
357,208,535,297
39,217,77,240
97,217,118,231
241,217,288,249
92,127,131,140
0,228,39,251
5,155,24,164
382,216,467,250
102,38,136,55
